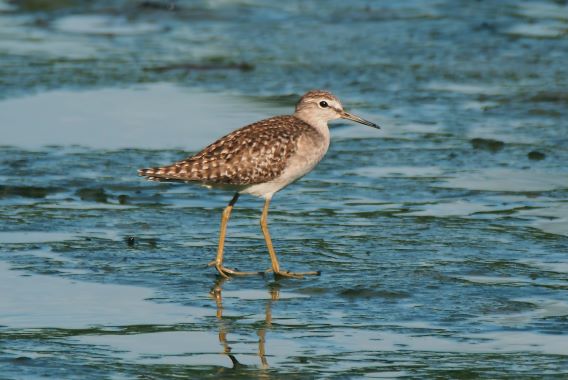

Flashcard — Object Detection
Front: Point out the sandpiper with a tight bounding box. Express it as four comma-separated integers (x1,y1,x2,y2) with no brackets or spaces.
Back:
139,90,379,278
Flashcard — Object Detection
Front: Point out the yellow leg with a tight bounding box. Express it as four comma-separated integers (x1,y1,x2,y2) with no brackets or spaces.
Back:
260,196,321,279
208,193,261,278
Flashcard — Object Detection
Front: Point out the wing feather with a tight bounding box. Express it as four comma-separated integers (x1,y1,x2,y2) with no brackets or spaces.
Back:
138,116,319,185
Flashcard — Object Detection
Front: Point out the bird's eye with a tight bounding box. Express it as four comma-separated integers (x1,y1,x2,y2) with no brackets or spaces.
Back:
319,101,328,108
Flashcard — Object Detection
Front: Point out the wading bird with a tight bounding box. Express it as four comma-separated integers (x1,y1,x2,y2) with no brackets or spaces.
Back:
139,90,379,278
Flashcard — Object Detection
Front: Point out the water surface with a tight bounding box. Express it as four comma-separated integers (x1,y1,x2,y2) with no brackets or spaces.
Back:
1,0,567,378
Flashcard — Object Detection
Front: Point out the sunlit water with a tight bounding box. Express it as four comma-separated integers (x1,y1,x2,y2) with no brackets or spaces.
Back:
1,0,567,378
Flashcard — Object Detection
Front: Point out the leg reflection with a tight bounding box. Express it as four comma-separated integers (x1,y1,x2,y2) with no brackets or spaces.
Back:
210,277,243,368
209,278,280,370
258,285,279,369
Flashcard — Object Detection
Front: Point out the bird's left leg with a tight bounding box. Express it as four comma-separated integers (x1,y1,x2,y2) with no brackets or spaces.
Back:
209,192,262,278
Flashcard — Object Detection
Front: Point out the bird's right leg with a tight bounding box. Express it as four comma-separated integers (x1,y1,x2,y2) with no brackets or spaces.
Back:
209,192,262,278
260,196,320,279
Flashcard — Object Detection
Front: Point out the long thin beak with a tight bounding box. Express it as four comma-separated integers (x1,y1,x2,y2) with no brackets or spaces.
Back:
340,111,380,129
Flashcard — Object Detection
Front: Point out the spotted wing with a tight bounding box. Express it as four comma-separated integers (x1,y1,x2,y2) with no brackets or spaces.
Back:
138,116,317,185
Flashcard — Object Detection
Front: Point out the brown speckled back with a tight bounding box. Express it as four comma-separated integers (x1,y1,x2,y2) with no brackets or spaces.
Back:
138,115,321,186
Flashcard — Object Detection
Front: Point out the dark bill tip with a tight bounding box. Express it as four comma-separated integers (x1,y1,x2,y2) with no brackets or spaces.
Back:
340,111,381,129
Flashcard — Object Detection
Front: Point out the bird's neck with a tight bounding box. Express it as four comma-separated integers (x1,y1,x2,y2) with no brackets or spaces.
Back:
293,111,330,140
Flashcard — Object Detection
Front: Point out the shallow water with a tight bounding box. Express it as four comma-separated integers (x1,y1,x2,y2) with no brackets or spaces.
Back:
1,0,568,379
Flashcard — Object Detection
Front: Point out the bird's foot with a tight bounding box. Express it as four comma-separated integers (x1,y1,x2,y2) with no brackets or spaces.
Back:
273,269,321,279
208,261,263,278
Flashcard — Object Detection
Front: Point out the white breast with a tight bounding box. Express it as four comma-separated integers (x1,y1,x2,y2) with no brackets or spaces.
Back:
242,125,330,199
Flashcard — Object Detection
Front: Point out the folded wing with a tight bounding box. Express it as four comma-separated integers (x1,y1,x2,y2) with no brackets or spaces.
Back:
138,116,317,185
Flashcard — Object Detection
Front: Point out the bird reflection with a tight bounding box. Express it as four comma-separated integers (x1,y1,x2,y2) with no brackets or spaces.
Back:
209,277,279,370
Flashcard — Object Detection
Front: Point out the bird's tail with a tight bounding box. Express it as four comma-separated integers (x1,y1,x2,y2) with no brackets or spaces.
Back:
138,167,168,182
138,166,198,183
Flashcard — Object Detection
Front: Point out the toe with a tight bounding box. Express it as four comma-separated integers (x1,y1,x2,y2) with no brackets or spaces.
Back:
215,265,231,279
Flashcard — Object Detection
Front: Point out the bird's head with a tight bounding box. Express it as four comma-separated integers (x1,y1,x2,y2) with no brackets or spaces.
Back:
294,90,380,129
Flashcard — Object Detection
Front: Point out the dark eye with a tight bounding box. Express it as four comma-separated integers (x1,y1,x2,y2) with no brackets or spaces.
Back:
319,101,328,108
